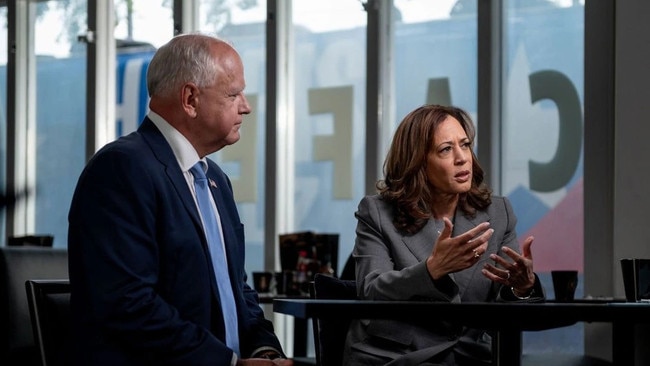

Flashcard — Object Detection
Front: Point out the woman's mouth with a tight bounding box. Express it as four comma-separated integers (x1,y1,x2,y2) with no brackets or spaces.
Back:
455,170,471,183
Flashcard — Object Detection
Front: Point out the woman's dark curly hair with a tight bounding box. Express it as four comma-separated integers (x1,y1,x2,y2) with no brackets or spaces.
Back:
377,104,492,235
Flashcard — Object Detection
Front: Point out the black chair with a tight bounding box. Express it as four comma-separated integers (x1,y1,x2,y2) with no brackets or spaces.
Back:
25,279,71,366
0,247,68,366
309,273,357,366
338,253,355,281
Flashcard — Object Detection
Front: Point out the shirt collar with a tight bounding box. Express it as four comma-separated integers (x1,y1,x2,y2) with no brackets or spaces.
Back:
147,111,203,172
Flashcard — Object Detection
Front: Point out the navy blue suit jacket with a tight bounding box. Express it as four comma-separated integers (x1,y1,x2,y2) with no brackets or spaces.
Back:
68,118,282,365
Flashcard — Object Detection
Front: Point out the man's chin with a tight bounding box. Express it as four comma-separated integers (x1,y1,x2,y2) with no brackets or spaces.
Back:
228,133,241,145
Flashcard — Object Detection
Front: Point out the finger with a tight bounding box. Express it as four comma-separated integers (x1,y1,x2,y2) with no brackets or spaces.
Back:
467,230,491,259
481,267,499,282
481,265,511,284
440,217,454,238
489,252,511,269
470,247,481,259
472,228,494,247
458,222,491,243
475,242,489,255
469,242,489,261
521,236,534,259
483,262,508,275
505,244,535,267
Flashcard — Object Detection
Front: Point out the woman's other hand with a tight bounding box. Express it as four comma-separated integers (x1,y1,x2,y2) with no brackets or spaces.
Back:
481,236,536,295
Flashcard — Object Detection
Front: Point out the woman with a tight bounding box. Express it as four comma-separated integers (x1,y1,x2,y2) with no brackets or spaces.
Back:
342,105,545,366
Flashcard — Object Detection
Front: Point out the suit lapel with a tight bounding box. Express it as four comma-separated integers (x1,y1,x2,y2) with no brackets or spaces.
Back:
402,220,440,261
138,118,204,233
139,119,237,311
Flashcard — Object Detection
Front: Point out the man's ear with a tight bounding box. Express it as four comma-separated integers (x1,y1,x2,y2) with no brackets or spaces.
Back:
181,83,199,118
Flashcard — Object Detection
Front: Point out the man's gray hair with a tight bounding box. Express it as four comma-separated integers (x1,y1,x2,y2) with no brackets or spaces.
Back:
146,33,225,98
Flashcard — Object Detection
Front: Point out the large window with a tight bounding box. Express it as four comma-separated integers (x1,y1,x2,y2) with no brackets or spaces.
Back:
502,0,584,354
0,5,6,241
199,0,268,274
289,0,368,274
1,0,587,357
394,0,478,125
2,1,173,248
31,0,88,248
113,1,171,137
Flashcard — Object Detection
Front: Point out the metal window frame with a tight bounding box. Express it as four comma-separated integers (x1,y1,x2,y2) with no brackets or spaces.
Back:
6,0,36,236
86,0,116,159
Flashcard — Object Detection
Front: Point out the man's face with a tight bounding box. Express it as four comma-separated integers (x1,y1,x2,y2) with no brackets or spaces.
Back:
194,46,251,155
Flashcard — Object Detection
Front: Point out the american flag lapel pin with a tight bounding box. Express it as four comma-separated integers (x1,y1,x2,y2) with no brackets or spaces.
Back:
209,179,217,188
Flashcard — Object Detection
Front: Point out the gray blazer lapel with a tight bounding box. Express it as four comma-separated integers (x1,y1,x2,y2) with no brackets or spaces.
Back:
402,220,439,262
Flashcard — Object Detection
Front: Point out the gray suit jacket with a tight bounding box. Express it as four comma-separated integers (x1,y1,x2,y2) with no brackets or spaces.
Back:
342,194,544,366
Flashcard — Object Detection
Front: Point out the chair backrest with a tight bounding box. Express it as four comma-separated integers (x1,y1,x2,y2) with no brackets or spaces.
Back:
339,253,355,280
310,273,357,366
25,279,71,366
0,247,68,365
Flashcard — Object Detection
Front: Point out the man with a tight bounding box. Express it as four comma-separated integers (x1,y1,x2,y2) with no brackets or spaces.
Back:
68,33,292,366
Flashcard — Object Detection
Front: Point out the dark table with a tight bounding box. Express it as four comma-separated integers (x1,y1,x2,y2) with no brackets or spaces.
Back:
258,293,311,358
273,298,650,366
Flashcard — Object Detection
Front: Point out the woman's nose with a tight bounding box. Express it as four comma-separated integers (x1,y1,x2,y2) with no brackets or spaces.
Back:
454,147,468,164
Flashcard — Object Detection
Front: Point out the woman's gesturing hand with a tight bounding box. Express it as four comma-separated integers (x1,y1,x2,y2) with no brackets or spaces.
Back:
481,236,536,295
426,218,494,280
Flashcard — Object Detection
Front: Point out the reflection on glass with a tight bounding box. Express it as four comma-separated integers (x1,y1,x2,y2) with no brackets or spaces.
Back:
290,1,367,273
0,6,6,65
27,1,173,248
33,1,87,247
199,0,266,34
393,0,478,140
112,1,168,138
0,5,6,240
114,1,173,48
396,0,458,21
502,0,584,354
199,0,268,274
112,1,171,137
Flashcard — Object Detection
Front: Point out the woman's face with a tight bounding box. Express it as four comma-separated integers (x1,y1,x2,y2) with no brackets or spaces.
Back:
426,116,473,195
